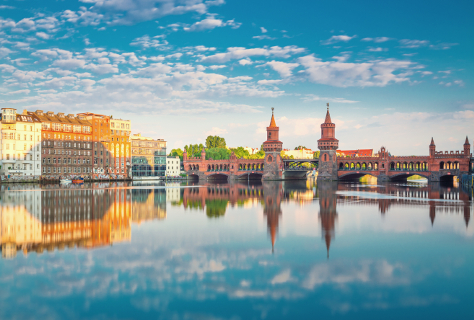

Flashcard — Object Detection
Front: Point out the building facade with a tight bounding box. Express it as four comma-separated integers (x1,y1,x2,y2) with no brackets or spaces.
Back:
317,104,339,181
262,108,283,180
282,148,314,159
110,118,131,178
76,113,111,178
0,108,42,177
131,134,166,178
34,110,92,178
166,156,181,176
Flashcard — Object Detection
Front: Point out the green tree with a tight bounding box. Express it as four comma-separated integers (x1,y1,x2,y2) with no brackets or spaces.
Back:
205,136,226,149
230,146,250,159
294,145,307,150
206,148,231,160
313,151,320,159
169,148,184,161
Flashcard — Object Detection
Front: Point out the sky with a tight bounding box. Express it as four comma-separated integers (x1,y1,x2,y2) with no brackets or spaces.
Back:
0,0,473,155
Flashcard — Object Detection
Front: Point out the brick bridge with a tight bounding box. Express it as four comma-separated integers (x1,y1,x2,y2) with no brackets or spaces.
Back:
184,105,473,182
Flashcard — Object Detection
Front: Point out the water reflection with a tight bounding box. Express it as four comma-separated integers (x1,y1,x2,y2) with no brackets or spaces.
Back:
0,180,473,319
0,181,472,260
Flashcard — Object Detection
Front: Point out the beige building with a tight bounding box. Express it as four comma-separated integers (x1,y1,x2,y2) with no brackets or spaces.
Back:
0,108,42,177
282,148,314,159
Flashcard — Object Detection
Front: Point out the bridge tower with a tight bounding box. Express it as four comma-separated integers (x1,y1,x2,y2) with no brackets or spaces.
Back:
429,137,436,157
317,104,339,181
262,108,283,180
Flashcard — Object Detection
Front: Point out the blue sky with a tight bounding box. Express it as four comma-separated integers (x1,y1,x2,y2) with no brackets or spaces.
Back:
0,0,473,154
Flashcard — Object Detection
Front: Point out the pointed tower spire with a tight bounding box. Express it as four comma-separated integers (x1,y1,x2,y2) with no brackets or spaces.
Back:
464,136,470,145
430,137,435,146
325,233,331,259
324,103,332,124
269,107,277,127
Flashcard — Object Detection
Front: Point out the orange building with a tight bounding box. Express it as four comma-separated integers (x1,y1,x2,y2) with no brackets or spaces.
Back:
76,113,111,178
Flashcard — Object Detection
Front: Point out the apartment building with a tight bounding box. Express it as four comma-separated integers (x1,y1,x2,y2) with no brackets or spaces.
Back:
33,111,93,177
110,117,131,177
0,108,42,177
76,113,111,178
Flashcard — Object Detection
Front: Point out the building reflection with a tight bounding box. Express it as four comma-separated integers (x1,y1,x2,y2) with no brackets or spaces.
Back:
131,189,166,224
335,183,472,228
0,180,471,260
0,186,132,259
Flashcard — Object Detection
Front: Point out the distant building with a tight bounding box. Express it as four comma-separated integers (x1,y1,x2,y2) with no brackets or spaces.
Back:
282,148,314,159
337,149,373,157
0,108,43,177
166,156,181,176
243,147,259,155
131,133,166,178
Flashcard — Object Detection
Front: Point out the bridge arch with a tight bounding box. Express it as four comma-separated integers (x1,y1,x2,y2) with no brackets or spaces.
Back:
207,173,229,181
390,172,430,181
236,172,263,180
339,172,378,180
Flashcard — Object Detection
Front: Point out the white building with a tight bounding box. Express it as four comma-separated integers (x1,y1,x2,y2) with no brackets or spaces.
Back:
0,109,42,177
166,157,181,177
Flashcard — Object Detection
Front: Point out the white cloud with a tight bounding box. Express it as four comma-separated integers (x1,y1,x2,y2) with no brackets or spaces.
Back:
368,47,388,52
260,27,267,33
0,5,15,9
321,35,356,45
184,15,241,32
303,94,359,104
63,0,225,26
361,37,391,43
130,35,168,49
52,58,86,69
399,39,429,48
264,60,299,78
36,32,50,40
201,46,305,63
298,54,414,87
253,35,276,40
238,58,252,66
205,127,228,135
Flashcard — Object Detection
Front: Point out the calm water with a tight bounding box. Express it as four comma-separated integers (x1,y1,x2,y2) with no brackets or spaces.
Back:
0,180,473,320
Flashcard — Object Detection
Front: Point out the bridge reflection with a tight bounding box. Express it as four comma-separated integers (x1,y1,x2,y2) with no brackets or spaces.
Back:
0,181,471,259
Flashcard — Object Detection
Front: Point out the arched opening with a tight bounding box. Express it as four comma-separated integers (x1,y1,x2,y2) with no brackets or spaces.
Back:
362,162,367,170
238,172,263,180
439,161,444,170
208,173,228,181
188,173,199,182
390,162,395,170
339,162,344,169
344,163,349,170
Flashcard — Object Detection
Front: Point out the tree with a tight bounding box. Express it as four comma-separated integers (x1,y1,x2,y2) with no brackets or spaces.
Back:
169,148,184,161
230,146,250,159
205,136,226,149
206,148,231,160
294,146,307,150
313,151,320,159
184,144,204,158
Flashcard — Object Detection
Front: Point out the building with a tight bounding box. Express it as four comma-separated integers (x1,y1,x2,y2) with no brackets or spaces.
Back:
76,113,111,178
282,148,314,159
110,117,131,178
32,110,93,178
337,149,373,157
243,147,259,155
131,134,167,178
0,108,42,177
166,156,181,176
